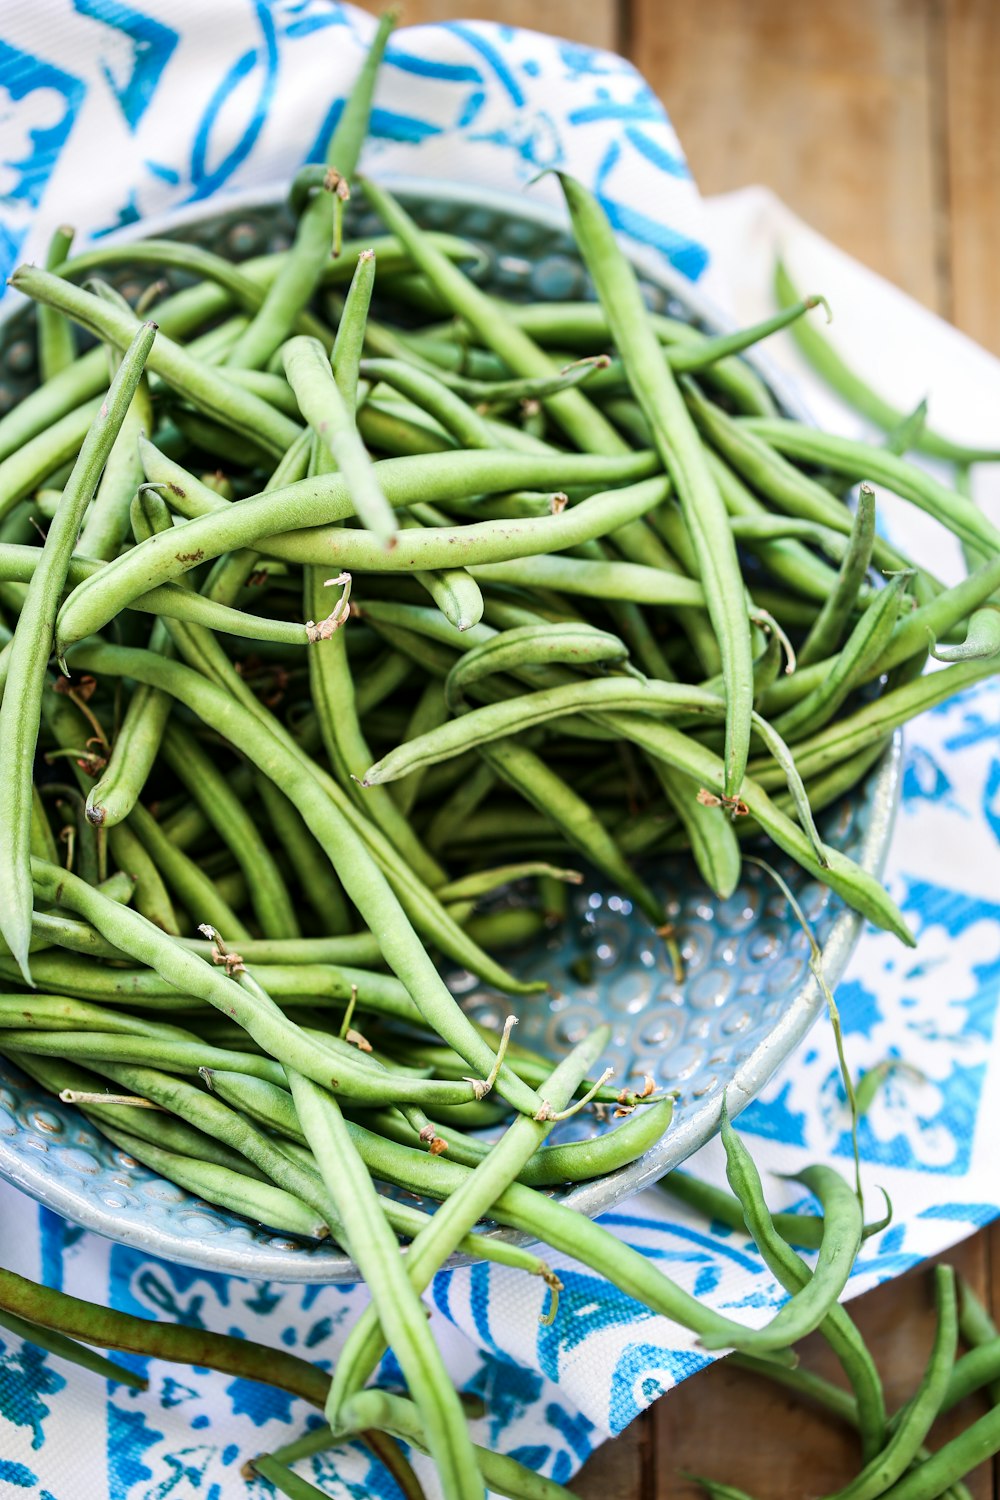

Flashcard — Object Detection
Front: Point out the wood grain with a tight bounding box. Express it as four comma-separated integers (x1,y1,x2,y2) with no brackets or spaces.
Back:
576,1235,997,1498
353,0,619,53
942,0,1000,353
631,0,944,311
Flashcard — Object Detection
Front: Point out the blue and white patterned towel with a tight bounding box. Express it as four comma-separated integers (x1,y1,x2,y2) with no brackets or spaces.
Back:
0,5,998,1497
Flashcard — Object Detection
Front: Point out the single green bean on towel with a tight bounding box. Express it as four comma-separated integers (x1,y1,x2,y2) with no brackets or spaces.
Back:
707,1128,863,1351
0,322,155,981
775,258,1000,464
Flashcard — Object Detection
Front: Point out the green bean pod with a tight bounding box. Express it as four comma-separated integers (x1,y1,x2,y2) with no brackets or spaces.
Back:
799,485,878,666
555,172,753,799
0,323,156,980
931,604,1000,663
329,1027,609,1418
823,1264,957,1500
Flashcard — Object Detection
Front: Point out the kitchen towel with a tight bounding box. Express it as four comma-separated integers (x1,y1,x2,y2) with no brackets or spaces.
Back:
0,4,998,1497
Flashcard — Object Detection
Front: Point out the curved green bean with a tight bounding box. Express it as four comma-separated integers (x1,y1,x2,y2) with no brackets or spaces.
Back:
556,171,753,799
0,323,155,980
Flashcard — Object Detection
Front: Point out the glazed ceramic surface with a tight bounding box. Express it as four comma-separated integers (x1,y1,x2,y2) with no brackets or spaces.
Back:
0,182,902,1280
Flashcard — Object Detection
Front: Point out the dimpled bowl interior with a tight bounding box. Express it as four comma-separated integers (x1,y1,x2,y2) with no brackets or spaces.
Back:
0,181,902,1281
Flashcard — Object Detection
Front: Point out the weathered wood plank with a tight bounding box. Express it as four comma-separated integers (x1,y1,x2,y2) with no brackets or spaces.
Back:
646,1235,993,1497
941,0,1000,353
631,0,944,311
352,0,619,54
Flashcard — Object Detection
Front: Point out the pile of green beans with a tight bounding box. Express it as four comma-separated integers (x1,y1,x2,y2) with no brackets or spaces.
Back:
0,17,998,1497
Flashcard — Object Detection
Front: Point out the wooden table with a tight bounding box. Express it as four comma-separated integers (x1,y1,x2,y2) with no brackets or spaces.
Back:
352,2,1000,1492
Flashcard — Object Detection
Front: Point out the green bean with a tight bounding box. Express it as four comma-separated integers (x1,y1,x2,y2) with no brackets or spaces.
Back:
396,1094,673,1187
3,946,422,1024
0,323,155,980
161,723,300,940
84,620,173,829
392,681,449,817
752,655,998,789
62,642,547,1098
305,571,443,888
478,736,666,925
425,759,496,854
57,231,476,313
126,800,250,940
1,1024,292,1082
206,1069,794,1361
77,631,534,1000
718,1105,885,1457
824,1264,957,1500
758,551,1000,718
42,686,182,934
361,358,496,447
661,1169,873,1251
365,677,826,870
0,1304,146,1391
29,861,442,1100
743,417,1000,556
957,1279,1000,1407
652,762,742,900
0,540,324,644
250,1456,352,1500
775,259,1000,464
800,485,877,666
99,1121,331,1239
288,1073,482,1499
253,774,352,935
690,389,932,590
331,1028,608,1416
932,605,1000,663
226,11,396,370
873,1402,1000,1500
284,333,396,545
710,1123,863,1351
471,552,704,608
0,1260,331,1406
685,1477,756,1500
37,224,77,380
443,622,630,710
774,574,909,743
555,173,753,798
77,371,153,563
53,447,657,650
707,448,845,606
353,1390,578,1500
0,993,190,1038
10,267,302,457
360,177,626,457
